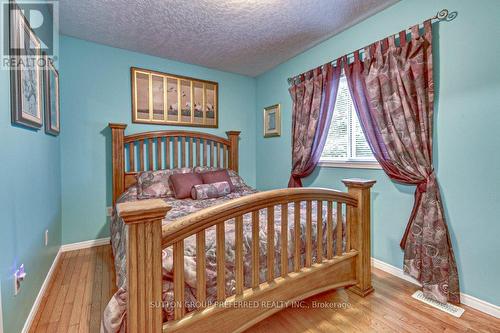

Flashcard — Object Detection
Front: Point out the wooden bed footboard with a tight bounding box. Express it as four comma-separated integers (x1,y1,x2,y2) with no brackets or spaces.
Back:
117,180,375,333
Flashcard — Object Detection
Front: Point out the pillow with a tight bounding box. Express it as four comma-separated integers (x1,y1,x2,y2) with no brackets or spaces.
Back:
194,166,246,189
200,170,234,191
136,168,192,199
191,181,231,200
169,172,203,199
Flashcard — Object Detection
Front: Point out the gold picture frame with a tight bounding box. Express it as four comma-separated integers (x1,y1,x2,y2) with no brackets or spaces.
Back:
131,67,218,128
263,104,281,137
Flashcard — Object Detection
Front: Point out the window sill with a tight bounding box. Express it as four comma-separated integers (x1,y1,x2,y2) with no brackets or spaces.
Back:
318,161,382,170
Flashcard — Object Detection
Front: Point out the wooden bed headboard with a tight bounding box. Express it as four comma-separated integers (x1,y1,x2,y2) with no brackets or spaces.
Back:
109,123,240,204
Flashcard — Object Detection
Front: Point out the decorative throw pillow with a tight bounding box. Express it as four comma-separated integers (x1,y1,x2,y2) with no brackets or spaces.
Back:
169,172,203,199
193,166,246,189
191,181,231,200
200,170,234,191
136,168,192,199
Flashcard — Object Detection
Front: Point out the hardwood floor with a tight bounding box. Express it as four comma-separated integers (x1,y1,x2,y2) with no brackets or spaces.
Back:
29,245,499,333
29,246,116,333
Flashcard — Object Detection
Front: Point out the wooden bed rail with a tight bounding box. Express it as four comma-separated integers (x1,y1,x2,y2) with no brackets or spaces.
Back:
161,187,357,246
118,179,375,333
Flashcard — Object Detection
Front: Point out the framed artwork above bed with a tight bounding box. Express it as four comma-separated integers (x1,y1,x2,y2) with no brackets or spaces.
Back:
131,67,218,128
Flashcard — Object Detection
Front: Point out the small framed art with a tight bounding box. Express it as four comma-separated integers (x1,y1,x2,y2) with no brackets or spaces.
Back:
263,104,281,137
9,2,44,129
44,55,60,135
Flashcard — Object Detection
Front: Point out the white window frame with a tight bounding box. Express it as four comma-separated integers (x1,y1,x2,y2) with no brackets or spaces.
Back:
319,75,381,170
318,159,381,169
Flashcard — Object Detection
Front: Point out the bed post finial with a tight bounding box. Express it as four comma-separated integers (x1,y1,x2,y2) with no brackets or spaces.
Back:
109,123,127,205
226,131,240,172
342,178,376,297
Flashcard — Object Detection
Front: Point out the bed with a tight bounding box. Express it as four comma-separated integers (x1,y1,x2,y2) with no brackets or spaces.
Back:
104,123,375,333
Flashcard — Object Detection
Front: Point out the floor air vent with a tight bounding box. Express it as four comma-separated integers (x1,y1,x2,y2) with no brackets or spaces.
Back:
411,290,465,318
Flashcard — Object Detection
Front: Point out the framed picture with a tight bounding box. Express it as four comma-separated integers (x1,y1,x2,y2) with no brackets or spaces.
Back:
131,67,218,128
9,2,44,129
44,55,60,135
263,104,281,137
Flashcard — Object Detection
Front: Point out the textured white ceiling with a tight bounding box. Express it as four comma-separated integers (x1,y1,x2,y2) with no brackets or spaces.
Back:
60,0,397,76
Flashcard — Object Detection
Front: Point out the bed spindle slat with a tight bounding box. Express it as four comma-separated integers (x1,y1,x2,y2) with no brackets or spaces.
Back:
181,137,186,167
293,201,300,272
216,222,225,301
196,231,206,305
316,200,323,263
129,142,135,172
251,211,259,288
173,241,185,320
203,139,207,166
326,201,333,259
173,137,179,168
266,206,275,282
156,138,162,169
305,201,312,267
196,139,201,167
223,145,228,168
148,139,154,170
346,204,351,251
217,142,221,168
189,138,193,167
210,141,214,167
165,137,171,169
337,202,343,255
280,203,288,277
235,215,244,296
139,140,145,171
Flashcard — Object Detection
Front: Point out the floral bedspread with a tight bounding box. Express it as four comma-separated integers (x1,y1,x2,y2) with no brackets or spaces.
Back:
101,184,344,333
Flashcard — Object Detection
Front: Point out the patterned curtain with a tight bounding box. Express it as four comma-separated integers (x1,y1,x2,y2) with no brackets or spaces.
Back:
288,61,341,187
343,21,460,304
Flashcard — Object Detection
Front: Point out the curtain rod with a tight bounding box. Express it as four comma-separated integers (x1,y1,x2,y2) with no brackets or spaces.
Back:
287,9,457,85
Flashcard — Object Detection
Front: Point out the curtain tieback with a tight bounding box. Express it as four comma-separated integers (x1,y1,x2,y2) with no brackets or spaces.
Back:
416,169,435,194
400,169,436,249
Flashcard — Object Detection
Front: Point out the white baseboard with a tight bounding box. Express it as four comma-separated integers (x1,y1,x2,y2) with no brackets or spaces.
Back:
60,237,111,252
371,257,500,318
459,293,500,319
22,249,62,333
371,257,422,286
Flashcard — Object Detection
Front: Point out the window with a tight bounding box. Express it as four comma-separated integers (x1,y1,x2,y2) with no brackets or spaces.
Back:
320,76,379,168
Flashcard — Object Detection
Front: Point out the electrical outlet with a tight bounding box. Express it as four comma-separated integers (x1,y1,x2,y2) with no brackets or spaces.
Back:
14,265,26,296
45,229,49,246
106,206,113,217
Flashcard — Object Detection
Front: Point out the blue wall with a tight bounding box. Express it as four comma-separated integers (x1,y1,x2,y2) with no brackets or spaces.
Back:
256,0,500,305
0,4,62,333
3,2,498,331
59,36,257,244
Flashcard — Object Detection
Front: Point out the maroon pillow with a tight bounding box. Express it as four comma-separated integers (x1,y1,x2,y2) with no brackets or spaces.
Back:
200,170,234,191
169,173,203,199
